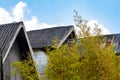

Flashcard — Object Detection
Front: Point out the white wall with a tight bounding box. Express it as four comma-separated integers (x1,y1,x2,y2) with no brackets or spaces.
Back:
33,50,47,74
4,39,23,80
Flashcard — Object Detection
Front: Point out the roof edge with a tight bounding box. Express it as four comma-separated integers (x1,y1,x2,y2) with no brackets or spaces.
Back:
57,26,75,48
2,23,23,63
27,25,74,32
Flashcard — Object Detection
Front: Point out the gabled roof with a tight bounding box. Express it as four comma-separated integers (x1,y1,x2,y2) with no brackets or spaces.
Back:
0,22,39,79
0,22,23,55
104,33,120,43
27,25,76,49
0,22,34,62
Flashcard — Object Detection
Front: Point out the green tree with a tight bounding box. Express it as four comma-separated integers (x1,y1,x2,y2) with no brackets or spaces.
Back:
12,11,120,80
44,11,120,80
45,43,81,80
12,56,40,80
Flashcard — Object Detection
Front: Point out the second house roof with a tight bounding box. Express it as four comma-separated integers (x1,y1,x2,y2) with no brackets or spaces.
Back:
27,25,75,49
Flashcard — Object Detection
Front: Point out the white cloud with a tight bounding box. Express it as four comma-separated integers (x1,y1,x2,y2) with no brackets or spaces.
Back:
24,16,57,31
0,1,110,34
0,1,58,31
75,19,110,37
0,8,12,24
12,1,27,21
87,20,110,35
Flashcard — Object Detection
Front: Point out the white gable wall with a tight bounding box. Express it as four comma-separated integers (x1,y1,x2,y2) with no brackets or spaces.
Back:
3,39,23,80
33,50,47,74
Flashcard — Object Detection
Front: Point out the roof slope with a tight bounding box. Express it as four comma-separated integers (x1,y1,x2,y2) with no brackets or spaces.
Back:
0,22,23,55
27,26,75,49
104,33,120,43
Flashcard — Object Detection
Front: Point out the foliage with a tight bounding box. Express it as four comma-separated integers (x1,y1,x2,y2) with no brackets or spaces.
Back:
12,11,120,80
45,43,81,80
12,56,40,80
44,11,120,80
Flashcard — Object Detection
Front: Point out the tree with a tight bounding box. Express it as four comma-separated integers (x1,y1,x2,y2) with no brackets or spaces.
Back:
12,56,40,80
12,11,120,80
44,11,120,80
44,43,81,80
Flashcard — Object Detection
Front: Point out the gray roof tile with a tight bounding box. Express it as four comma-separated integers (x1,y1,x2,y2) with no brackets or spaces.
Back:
104,34,120,43
27,25,75,49
0,22,23,54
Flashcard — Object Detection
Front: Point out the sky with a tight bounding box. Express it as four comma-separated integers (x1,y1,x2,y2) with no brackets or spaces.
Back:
0,0,120,34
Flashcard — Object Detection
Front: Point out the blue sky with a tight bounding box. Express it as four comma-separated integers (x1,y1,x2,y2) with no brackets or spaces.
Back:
0,0,120,34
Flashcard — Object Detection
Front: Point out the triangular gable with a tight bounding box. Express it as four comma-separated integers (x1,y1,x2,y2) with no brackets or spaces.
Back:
0,22,34,63
0,22,37,79
27,25,76,49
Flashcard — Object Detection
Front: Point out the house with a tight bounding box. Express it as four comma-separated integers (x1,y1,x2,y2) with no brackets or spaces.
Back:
104,33,120,54
0,22,36,80
27,25,76,74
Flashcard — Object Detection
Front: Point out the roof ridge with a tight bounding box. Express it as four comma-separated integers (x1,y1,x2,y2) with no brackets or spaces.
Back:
27,25,74,32
103,33,120,36
0,21,23,54
0,21,23,26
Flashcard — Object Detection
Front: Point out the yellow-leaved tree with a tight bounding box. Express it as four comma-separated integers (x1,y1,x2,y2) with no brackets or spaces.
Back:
12,56,40,80
44,11,120,80
12,11,120,80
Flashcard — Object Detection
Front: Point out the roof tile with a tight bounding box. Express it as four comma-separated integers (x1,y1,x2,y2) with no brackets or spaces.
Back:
0,22,23,54
27,26,74,49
